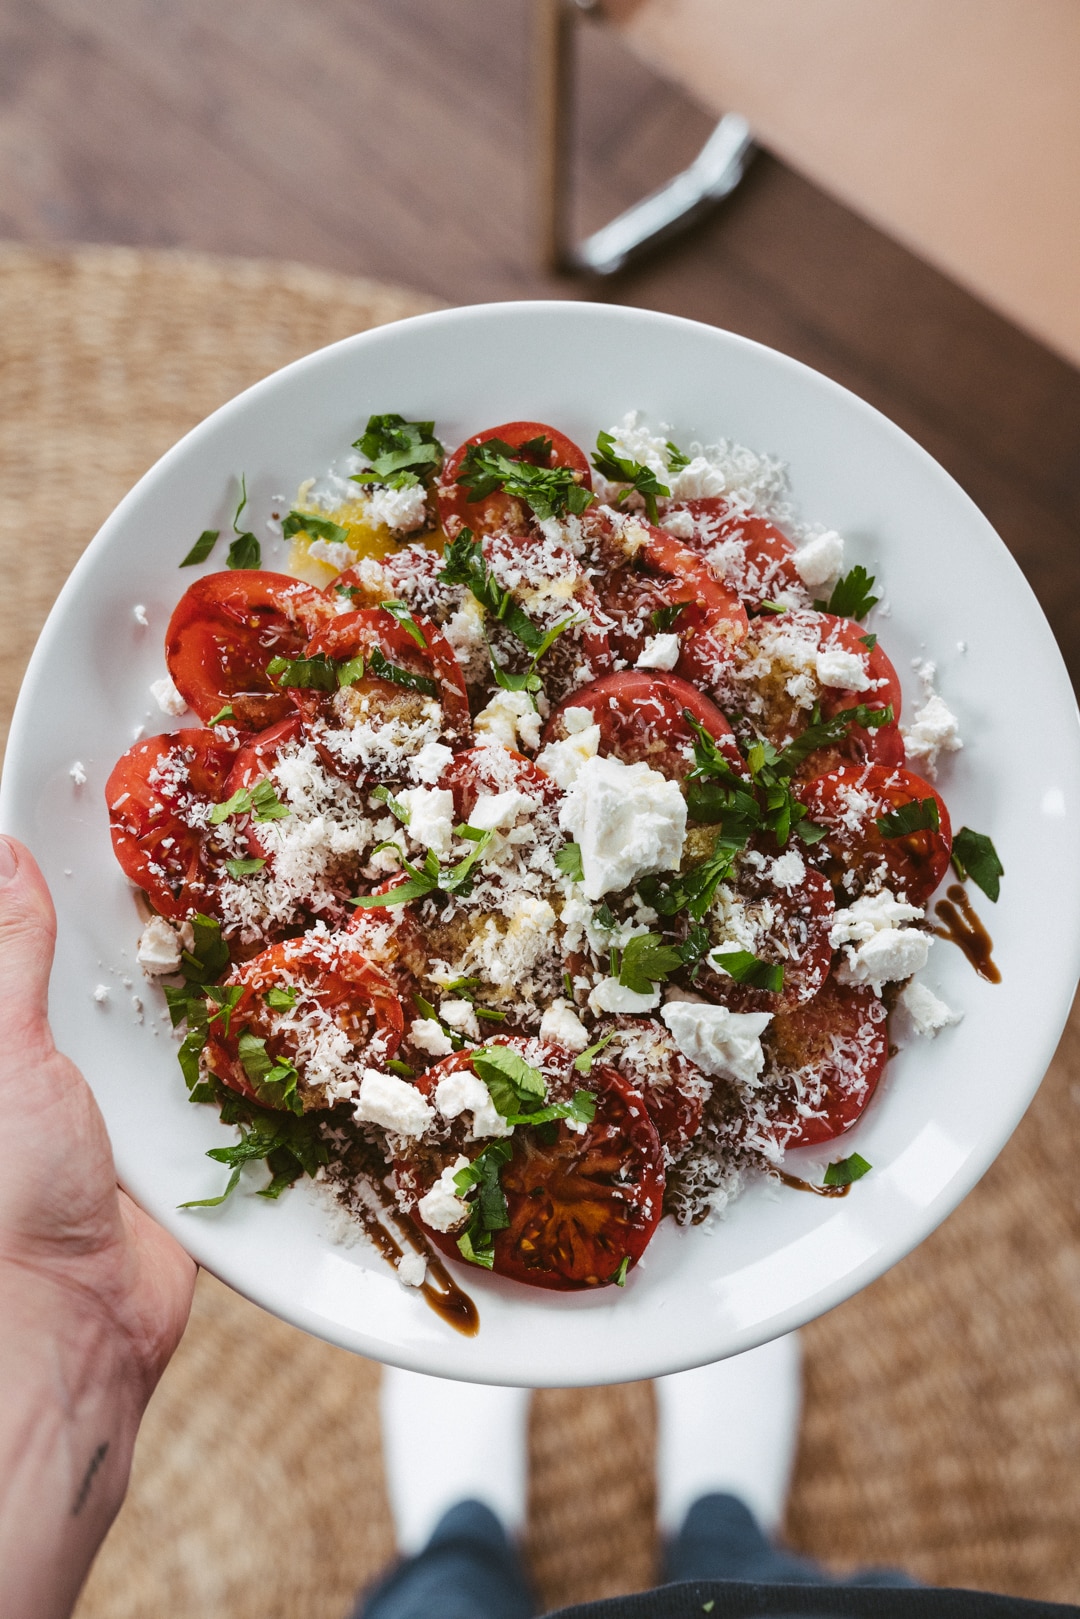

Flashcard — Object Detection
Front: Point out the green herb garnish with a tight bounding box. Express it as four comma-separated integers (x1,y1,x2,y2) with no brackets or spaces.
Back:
207,704,235,727
815,565,879,621
210,778,289,825
350,827,494,908
591,431,670,523
352,414,443,489
379,600,428,647
226,475,261,570
611,1255,631,1287
224,856,267,878
555,842,584,882
951,827,1003,903
281,511,350,546
876,798,940,838
823,1153,872,1187
708,947,784,993
368,646,438,698
456,436,593,522
180,529,220,568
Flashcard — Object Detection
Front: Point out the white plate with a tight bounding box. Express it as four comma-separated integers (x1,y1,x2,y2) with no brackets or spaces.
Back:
3,301,1079,1387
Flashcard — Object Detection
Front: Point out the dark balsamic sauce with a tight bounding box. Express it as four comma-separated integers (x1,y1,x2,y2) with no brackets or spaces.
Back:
932,883,1001,983
774,1170,849,1199
357,1177,480,1337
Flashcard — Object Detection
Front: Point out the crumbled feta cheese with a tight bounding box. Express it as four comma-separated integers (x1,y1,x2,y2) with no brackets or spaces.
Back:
588,978,661,1015
829,889,924,946
902,693,963,779
442,596,488,681
307,538,358,572
535,721,601,790
150,674,188,716
409,1017,454,1057
661,509,696,541
133,604,149,626
815,646,870,691
793,530,844,589
899,979,963,1037
434,1069,513,1139
366,482,429,534
396,1250,427,1287
661,1001,773,1086
416,1156,472,1232
667,455,728,500
559,755,686,901
439,999,481,1040
397,786,455,856
562,707,594,735
354,1070,434,1137
468,789,535,833
412,741,454,785
769,850,806,890
603,411,671,481
136,915,192,975
474,689,542,753
837,927,930,993
93,984,110,1004
538,999,590,1052
69,760,87,787
635,633,681,671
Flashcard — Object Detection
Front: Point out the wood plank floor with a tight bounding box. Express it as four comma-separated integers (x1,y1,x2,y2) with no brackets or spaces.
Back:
1,0,1078,684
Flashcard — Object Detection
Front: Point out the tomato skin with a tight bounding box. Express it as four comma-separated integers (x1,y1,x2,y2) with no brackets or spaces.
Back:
755,977,889,1150
438,745,561,823
106,728,237,920
289,606,471,780
665,500,803,609
437,421,592,537
204,934,404,1111
690,853,835,1014
798,764,952,907
402,1043,665,1290
543,671,743,782
165,571,328,731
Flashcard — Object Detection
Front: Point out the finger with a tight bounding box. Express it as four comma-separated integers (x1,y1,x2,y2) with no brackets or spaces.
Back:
0,836,58,1047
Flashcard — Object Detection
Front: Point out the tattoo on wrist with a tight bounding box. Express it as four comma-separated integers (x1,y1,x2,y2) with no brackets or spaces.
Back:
72,1441,109,1516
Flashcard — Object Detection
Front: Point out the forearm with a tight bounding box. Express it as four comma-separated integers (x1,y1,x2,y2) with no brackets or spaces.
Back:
0,1266,146,1619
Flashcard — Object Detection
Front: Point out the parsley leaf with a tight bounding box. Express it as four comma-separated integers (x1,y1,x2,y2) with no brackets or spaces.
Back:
265,985,297,1011
453,1140,514,1268
368,645,438,698
225,473,261,570
470,1045,547,1116
709,947,784,992
951,827,1004,903
179,1097,328,1209
638,842,738,923
611,1255,631,1286
181,913,230,985
456,437,594,522
379,600,428,647
267,652,338,691
555,842,584,882
336,582,361,601
224,856,266,878
349,828,494,909
664,440,691,473
237,1030,303,1114
488,614,580,705
815,565,879,621
876,797,940,838
439,527,555,657
370,783,410,823
352,414,443,488
180,528,220,568
573,1029,616,1075
281,511,350,546
591,431,670,523
859,633,877,650
651,601,686,634
618,933,685,995
207,703,234,727
210,778,289,825
823,1152,872,1187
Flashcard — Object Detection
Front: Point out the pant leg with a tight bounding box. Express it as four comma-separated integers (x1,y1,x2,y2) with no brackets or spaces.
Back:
664,1494,916,1589
354,1500,535,1619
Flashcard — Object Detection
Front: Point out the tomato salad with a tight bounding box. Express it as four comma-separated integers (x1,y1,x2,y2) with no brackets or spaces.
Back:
108,411,990,1295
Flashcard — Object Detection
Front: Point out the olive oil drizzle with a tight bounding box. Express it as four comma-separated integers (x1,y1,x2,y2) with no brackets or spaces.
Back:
932,883,1001,984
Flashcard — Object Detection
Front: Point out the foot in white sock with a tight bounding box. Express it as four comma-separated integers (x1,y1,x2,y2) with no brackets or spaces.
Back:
380,1367,530,1555
654,1333,802,1539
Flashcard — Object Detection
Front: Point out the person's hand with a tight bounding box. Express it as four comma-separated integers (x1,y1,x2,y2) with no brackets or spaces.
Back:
0,835,197,1619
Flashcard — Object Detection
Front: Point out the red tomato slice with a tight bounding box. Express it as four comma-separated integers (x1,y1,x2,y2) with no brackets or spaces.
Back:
604,1017,707,1163
437,744,562,822
664,500,804,609
289,606,471,782
481,530,614,695
753,977,889,1150
106,729,236,920
691,851,836,1013
204,933,404,1111
402,1042,664,1290
165,571,328,731
798,764,952,906
437,420,592,538
543,671,743,782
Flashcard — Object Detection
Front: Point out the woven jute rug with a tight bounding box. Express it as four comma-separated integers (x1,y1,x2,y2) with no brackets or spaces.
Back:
1,242,1078,1617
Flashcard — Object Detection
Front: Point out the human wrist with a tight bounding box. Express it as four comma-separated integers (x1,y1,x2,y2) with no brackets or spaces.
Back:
0,1261,145,1619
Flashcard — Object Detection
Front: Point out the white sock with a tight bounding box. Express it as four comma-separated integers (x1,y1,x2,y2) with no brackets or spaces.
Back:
654,1333,802,1538
380,1367,530,1554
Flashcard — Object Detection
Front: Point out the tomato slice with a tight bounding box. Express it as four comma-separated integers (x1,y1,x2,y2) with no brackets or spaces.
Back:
438,744,562,823
289,606,471,782
798,764,952,906
604,1017,707,1163
402,1042,665,1290
437,420,592,538
690,849,836,1013
753,976,888,1150
812,615,903,776
165,571,328,731
542,671,743,782
664,500,804,609
106,729,237,920
204,933,404,1111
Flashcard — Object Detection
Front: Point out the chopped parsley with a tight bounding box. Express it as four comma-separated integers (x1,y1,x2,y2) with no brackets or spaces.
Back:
350,827,494,908
224,856,267,878
379,600,428,647
823,1152,872,1187
368,646,438,698
876,797,940,838
859,632,878,650
638,841,738,924
709,947,784,993
456,436,593,521
265,985,297,1011
370,783,410,823
664,440,691,473
180,528,220,568
237,1031,302,1114
555,842,585,882
336,582,362,601
951,826,1003,903
611,1255,631,1287
470,1044,597,1130
226,474,261,571
179,1090,328,1208
439,527,560,659
207,703,235,727
814,565,879,621
591,431,670,524
617,933,685,995
757,600,788,615
453,1141,513,1268
210,778,290,825
352,414,443,489
489,613,580,704
573,1029,617,1075
281,511,350,546
651,601,687,634
267,651,366,691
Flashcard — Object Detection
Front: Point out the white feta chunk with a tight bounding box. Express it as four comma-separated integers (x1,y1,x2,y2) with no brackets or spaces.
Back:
899,979,963,1037
133,603,149,626
416,1156,472,1232
901,694,963,779
396,1251,428,1287
468,789,535,833
411,741,454,785
667,455,728,500
661,1000,773,1086
829,889,924,946
473,688,542,753
793,530,844,589
434,1069,513,1139
397,786,455,856
409,1016,454,1058
837,927,931,993
366,481,429,534
561,706,594,735
150,674,188,717
635,633,681,671
439,999,481,1040
538,998,590,1052
535,722,601,790
588,977,661,1015
136,915,192,976
308,538,359,572
559,754,686,900
354,1070,434,1137
93,984,110,1004
69,760,87,788
769,850,806,890
815,646,870,692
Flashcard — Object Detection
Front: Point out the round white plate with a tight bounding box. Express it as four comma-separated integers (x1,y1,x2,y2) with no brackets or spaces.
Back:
3,301,1079,1386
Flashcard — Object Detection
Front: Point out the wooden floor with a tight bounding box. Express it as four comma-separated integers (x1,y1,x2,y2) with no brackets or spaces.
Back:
2,0,1078,690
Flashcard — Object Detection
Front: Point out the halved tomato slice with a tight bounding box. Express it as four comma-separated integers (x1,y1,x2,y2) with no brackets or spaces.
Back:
690,849,835,1013
664,500,804,609
752,976,889,1151
204,933,404,1111
542,671,743,783
437,420,592,538
603,1017,708,1163
106,728,237,920
797,764,952,906
165,571,328,730
438,744,561,823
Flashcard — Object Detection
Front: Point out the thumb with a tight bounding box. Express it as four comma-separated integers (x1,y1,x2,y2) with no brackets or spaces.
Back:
0,836,59,1053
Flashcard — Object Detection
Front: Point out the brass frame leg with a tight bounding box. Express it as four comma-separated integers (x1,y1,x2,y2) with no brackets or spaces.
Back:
532,0,755,276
